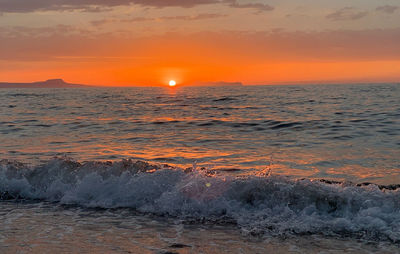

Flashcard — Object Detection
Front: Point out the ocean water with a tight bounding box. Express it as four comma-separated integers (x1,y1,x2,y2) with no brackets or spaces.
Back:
1,84,400,252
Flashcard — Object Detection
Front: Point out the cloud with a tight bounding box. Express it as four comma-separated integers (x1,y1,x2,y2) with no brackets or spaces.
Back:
376,5,399,14
127,0,220,7
90,18,119,27
0,0,222,13
326,7,368,21
225,0,273,13
91,13,227,26
0,0,274,13
158,13,228,20
0,25,96,40
1,26,400,63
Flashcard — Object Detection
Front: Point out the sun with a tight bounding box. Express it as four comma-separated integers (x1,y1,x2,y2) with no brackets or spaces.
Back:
169,80,176,87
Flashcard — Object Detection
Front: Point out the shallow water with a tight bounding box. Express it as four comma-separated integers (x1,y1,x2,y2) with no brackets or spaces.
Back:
0,202,398,254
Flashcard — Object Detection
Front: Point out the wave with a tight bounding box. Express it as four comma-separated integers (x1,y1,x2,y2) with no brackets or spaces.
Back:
1,158,400,242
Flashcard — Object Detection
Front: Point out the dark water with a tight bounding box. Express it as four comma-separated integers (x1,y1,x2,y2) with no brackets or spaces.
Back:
1,84,399,184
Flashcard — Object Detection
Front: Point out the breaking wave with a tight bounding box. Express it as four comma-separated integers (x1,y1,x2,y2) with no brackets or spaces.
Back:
1,158,400,242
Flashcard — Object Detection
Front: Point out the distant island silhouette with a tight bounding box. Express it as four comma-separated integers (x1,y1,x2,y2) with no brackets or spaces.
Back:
0,79,246,88
194,81,243,86
0,79,88,88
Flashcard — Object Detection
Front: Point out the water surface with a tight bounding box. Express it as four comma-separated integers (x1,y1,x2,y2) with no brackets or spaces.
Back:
1,84,399,184
1,84,400,252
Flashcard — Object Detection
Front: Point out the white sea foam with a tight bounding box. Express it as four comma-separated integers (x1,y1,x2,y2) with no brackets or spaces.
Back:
1,158,399,242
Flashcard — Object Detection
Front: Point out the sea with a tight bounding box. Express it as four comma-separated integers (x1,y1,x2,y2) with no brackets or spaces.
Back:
0,84,399,253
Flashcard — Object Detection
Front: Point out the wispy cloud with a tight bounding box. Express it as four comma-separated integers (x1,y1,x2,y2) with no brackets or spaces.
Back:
0,24,93,37
91,13,227,26
158,13,228,21
376,5,399,14
225,0,273,13
326,7,368,21
0,0,274,13
0,0,222,13
2,26,400,62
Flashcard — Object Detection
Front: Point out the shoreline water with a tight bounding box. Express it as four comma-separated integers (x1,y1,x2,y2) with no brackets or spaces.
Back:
1,157,399,245
1,201,399,254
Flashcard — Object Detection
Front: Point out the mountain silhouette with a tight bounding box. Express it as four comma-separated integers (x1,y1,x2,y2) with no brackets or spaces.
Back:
0,79,88,88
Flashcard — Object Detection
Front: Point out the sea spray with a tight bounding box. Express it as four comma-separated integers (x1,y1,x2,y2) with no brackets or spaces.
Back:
1,158,400,242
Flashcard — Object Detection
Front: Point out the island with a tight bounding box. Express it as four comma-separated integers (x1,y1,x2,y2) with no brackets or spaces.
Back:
0,79,89,88
193,81,244,86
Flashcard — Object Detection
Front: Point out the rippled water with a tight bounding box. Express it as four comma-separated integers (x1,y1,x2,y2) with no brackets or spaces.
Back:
1,84,399,184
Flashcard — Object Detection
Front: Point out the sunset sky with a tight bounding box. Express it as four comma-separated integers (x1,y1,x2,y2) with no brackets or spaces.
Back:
1,0,399,86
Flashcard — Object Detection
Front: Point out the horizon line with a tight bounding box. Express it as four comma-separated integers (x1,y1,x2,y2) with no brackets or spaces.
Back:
1,78,399,88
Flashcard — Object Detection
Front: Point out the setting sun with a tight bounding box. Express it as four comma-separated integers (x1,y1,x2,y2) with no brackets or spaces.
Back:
169,80,176,87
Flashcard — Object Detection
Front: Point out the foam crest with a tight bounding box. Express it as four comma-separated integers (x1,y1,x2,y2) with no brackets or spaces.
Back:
1,158,399,242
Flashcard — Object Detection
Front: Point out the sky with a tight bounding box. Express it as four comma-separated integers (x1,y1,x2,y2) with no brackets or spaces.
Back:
0,0,399,86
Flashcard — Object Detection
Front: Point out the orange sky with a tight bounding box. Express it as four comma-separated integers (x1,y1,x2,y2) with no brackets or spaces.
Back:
0,1,400,86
